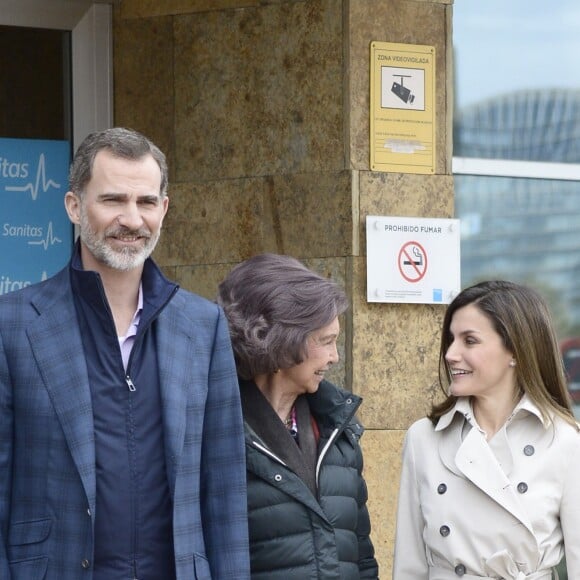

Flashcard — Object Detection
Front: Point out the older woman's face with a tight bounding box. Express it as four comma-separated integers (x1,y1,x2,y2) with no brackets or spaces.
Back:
279,317,340,395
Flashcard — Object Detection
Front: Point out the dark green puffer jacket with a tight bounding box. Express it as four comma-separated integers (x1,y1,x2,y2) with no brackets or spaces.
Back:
241,379,379,580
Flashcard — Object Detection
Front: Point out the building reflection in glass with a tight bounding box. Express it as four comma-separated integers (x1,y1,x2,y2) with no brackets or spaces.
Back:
454,89,580,420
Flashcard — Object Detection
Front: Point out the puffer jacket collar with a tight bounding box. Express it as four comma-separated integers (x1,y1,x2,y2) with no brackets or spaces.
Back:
242,379,363,487
242,379,363,452
240,380,318,494
307,380,363,439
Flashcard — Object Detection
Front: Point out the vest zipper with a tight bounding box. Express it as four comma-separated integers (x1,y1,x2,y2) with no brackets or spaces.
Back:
126,376,136,391
315,397,361,487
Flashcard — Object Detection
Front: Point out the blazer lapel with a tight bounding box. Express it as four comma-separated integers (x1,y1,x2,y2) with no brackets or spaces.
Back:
27,285,96,512
156,305,190,493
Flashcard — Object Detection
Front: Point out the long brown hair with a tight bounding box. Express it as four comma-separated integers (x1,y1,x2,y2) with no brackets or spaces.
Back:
429,280,577,428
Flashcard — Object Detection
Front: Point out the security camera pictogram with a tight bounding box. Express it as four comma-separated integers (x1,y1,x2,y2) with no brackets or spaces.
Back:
391,75,415,104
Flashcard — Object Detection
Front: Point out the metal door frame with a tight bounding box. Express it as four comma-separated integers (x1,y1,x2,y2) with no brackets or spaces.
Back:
1,0,113,150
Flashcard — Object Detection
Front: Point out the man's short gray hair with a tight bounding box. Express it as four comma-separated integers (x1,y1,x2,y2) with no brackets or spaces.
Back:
69,127,168,197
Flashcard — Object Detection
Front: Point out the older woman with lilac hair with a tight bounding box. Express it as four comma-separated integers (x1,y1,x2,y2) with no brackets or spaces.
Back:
217,253,378,580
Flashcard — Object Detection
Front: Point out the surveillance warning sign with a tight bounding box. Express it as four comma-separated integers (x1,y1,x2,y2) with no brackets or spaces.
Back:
370,41,435,174
366,216,460,305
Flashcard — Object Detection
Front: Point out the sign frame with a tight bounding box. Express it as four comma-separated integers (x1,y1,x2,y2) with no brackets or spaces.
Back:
370,41,436,174
366,215,461,305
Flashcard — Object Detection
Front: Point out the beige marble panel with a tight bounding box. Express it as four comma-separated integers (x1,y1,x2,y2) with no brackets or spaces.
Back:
358,172,454,254
171,262,234,301
173,0,344,182
348,0,451,173
120,0,259,19
169,255,346,304
117,0,451,20
351,257,446,430
119,0,302,19
301,256,349,388
154,179,275,266
271,172,353,258
361,428,406,579
155,262,178,284
360,172,454,216
113,10,176,180
153,171,353,266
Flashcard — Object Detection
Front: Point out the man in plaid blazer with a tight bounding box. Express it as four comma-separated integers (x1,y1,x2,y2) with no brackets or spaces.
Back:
0,128,250,579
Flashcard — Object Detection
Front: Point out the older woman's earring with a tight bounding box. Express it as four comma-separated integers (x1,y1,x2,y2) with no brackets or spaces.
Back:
509,359,516,368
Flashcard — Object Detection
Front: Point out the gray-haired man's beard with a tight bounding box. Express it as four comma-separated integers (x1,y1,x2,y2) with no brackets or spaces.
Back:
79,210,160,271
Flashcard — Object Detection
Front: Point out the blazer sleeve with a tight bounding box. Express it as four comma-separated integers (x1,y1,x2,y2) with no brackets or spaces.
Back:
200,306,250,579
0,328,13,579
392,424,429,580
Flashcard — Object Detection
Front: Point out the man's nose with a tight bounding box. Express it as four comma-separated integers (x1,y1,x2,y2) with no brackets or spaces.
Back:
117,202,144,230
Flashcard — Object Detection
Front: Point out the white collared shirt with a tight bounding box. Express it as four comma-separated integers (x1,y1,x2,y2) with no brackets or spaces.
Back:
117,284,143,372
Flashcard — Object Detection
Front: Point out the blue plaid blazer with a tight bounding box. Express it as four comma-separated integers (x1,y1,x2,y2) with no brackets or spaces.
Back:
0,267,250,580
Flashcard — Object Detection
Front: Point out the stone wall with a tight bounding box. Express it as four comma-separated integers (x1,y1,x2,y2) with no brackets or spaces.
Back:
114,0,454,574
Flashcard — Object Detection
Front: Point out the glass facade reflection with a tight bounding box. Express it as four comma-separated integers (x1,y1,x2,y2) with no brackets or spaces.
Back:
455,89,580,337
454,5,580,575
453,1,580,437
456,173,580,337
455,89,580,163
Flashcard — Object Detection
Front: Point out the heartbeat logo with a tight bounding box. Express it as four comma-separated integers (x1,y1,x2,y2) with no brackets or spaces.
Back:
28,222,62,250
5,154,61,200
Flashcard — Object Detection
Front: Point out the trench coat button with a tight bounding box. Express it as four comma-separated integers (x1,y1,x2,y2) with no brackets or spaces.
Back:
454,563,466,576
439,525,450,537
523,445,535,456
437,483,447,494
517,481,528,493
274,474,282,482
81,559,91,569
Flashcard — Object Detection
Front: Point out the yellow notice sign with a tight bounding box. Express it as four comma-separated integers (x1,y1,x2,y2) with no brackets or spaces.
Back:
370,42,436,174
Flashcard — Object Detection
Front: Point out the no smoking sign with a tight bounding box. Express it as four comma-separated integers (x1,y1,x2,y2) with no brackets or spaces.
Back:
366,215,460,304
398,241,427,283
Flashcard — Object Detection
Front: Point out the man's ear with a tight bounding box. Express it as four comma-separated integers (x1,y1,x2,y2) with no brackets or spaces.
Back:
160,195,169,224
64,191,81,225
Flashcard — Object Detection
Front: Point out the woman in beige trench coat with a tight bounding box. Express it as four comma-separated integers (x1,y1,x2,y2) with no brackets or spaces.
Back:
393,281,580,580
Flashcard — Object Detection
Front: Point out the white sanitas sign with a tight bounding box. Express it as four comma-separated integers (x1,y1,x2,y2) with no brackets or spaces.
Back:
366,215,460,304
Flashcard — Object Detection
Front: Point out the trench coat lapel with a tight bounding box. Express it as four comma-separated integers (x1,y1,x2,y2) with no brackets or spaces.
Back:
450,423,535,535
27,289,97,513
